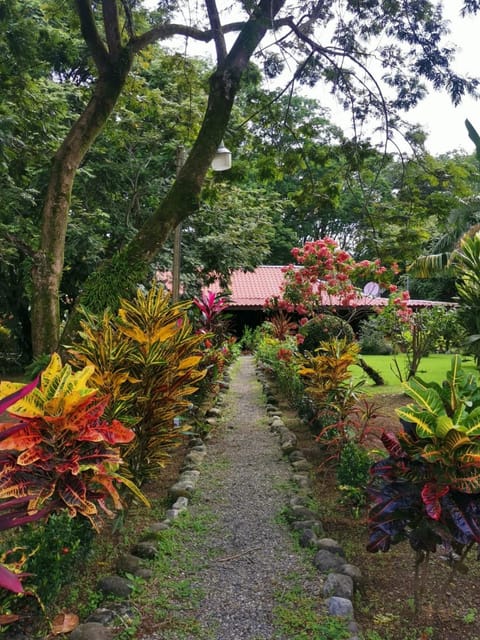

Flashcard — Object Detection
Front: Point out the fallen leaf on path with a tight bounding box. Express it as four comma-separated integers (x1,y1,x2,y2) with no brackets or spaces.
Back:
51,612,79,634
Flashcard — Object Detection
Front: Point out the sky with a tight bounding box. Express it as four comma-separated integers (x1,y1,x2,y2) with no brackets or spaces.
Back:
142,1,480,156
404,3,480,155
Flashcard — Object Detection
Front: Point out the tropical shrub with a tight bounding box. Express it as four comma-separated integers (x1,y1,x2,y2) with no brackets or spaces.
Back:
358,317,393,355
0,357,139,599
69,285,206,484
299,338,364,437
263,311,297,341
299,315,354,354
195,336,239,401
255,335,304,407
0,354,139,529
369,305,463,380
238,325,260,352
337,441,371,507
16,512,94,603
452,232,480,362
192,291,230,344
265,237,406,319
368,356,480,568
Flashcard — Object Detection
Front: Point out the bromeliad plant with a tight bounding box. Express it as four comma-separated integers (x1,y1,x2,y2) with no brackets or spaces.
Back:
69,285,206,484
192,291,230,341
368,356,480,610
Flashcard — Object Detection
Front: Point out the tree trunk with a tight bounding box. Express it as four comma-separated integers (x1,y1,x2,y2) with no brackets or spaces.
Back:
61,0,287,346
31,63,132,357
32,0,287,354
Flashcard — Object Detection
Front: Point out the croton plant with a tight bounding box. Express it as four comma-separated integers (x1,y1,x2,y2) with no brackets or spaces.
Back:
0,354,142,593
368,356,480,559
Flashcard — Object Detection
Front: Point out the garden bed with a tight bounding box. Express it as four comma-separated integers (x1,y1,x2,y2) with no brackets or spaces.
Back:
276,390,480,640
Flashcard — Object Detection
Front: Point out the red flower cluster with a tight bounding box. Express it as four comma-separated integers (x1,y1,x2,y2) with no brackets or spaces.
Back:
266,238,400,318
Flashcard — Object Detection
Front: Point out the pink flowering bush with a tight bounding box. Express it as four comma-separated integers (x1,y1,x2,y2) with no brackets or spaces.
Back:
267,238,407,311
266,237,411,344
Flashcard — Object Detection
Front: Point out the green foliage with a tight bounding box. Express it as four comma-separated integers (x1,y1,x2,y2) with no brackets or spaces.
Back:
451,232,480,361
179,184,281,294
299,315,354,354
80,252,149,316
16,512,94,603
194,337,239,402
368,305,463,381
24,353,51,380
255,335,304,407
238,325,261,352
337,442,371,489
359,317,394,355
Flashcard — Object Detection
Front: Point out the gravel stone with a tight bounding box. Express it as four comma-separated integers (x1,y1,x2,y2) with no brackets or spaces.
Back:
139,356,322,640
70,622,114,640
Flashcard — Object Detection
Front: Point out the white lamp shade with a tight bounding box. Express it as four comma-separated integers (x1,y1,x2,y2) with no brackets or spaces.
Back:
211,142,232,171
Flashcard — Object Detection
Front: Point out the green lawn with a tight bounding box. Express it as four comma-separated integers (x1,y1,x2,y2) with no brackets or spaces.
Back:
352,353,478,395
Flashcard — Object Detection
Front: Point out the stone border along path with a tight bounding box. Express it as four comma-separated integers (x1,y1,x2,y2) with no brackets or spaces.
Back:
69,355,362,640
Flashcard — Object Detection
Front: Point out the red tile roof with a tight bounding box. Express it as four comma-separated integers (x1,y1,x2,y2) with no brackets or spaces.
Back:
206,266,455,310
157,266,455,310
208,266,286,308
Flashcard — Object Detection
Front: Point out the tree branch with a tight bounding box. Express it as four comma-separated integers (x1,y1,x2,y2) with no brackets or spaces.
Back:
123,0,288,263
75,0,110,73
2,231,36,259
205,0,227,63
102,0,122,58
130,17,292,53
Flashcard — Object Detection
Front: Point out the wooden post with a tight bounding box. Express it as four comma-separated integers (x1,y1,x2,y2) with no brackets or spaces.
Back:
172,145,186,303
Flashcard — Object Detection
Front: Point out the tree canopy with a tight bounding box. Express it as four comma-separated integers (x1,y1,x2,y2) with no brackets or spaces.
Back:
1,0,480,359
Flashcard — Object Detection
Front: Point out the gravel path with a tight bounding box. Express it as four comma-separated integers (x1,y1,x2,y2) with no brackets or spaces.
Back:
143,355,322,639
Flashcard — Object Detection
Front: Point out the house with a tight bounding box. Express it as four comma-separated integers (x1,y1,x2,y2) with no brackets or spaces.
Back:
204,266,456,336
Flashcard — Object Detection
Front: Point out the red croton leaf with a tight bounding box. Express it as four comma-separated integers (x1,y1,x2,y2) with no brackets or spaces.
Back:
421,482,450,520
380,431,404,459
0,427,43,452
60,396,135,445
0,564,24,594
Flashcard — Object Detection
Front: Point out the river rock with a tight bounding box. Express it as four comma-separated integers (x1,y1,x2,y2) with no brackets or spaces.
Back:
326,596,354,618
131,540,158,559
97,575,133,598
317,538,345,556
323,573,354,599
312,549,345,572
